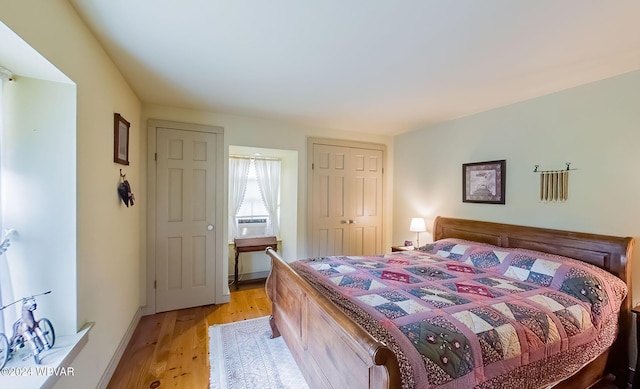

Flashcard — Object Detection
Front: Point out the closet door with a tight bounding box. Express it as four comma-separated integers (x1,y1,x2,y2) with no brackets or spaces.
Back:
310,140,384,257
311,144,352,256
348,148,383,256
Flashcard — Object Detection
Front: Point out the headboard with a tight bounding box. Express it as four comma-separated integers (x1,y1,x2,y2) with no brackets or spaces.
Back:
433,216,633,287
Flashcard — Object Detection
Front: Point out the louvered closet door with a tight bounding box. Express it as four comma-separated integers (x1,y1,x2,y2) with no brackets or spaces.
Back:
311,143,384,257
155,127,218,312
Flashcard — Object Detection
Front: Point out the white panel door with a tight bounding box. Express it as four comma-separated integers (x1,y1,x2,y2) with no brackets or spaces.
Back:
311,143,384,257
311,144,351,256
155,127,218,312
349,148,383,256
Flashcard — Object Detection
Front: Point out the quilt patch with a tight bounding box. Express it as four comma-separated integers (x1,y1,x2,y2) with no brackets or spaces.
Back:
455,283,494,298
345,259,388,269
448,283,499,298
329,275,386,290
386,257,411,265
405,266,456,280
371,270,423,284
446,263,484,274
466,250,509,268
527,293,592,335
400,318,474,380
309,263,356,276
503,254,561,286
475,277,537,293
492,302,560,345
453,308,521,364
431,243,470,260
358,291,430,319
560,267,607,317
408,286,472,308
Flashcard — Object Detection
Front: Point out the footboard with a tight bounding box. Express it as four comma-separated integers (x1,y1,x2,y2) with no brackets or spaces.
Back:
265,248,400,389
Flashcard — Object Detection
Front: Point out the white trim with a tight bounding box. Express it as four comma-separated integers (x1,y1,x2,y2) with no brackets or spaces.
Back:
96,307,144,389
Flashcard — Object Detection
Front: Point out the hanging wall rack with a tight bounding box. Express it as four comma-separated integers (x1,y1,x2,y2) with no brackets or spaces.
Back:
118,169,135,207
533,163,576,203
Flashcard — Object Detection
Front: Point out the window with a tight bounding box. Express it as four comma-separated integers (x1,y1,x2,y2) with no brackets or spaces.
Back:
229,156,281,239
236,160,270,237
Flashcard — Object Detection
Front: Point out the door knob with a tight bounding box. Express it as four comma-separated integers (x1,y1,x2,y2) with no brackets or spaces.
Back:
207,224,214,231
341,220,348,224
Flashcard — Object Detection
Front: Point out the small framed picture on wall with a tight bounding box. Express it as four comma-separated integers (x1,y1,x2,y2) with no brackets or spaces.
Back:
462,159,506,204
114,113,130,165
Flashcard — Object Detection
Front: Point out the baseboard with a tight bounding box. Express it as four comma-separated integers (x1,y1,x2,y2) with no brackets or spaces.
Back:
96,306,144,389
230,270,270,282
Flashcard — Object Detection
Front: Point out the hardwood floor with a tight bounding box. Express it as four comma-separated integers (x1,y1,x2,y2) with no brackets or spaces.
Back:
107,281,270,389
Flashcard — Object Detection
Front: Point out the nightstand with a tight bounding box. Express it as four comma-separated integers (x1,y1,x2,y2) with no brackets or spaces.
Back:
391,246,414,252
633,305,640,388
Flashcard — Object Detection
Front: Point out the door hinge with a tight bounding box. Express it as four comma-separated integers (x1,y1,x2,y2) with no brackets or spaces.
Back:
154,280,156,289
312,163,314,170
155,152,157,161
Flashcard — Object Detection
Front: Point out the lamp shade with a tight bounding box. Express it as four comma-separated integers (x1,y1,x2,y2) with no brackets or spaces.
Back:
409,217,426,232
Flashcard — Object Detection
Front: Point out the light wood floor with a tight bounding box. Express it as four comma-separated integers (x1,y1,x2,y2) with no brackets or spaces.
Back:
107,281,270,389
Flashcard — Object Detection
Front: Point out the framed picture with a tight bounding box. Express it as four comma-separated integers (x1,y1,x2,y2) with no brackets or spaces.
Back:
462,159,506,204
404,240,413,247
114,113,130,165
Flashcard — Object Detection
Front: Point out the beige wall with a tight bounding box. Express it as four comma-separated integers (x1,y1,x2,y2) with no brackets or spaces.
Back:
1,1,143,388
393,69,640,303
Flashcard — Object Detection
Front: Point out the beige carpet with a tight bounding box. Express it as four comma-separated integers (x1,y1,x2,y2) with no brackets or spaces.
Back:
209,316,309,389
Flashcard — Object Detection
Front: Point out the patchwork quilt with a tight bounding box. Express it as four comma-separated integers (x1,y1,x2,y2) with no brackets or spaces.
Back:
291,239,627,389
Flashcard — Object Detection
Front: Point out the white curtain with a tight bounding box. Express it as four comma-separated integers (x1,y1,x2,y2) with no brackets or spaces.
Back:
228,157,250,239
254,158,281,238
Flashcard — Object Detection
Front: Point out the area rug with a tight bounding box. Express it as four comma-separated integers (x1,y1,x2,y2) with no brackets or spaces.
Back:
209,316,309,389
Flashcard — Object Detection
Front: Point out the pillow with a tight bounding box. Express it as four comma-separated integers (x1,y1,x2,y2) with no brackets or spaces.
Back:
416,238,475,261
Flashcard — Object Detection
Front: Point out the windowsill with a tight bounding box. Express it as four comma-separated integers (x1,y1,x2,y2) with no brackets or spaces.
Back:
227,238,281,245
0,322,93,389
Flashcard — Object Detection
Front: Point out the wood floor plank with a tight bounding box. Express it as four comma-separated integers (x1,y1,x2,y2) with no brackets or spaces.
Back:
108,282,269,389
107,312,165,389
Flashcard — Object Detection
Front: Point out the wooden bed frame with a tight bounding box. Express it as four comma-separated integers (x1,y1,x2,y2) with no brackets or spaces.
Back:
265,217,634,388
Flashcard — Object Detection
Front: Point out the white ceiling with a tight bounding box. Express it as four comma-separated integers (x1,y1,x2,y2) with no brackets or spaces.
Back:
68,0,640,135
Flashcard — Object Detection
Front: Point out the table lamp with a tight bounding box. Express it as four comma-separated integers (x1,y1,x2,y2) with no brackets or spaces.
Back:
409,217,427,248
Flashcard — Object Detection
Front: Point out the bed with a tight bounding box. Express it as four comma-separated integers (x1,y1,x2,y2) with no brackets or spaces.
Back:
265,217,634,388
